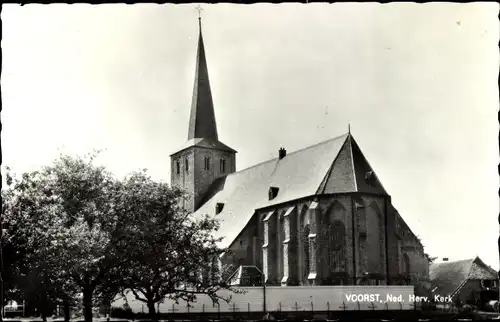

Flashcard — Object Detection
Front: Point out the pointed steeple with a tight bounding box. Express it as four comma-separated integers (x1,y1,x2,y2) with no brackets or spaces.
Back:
188,17,218,141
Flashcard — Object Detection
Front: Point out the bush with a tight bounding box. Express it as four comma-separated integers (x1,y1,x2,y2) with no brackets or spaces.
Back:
110,306,134,319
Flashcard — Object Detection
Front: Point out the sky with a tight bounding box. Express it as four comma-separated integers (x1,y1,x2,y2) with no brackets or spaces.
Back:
2,3,499,269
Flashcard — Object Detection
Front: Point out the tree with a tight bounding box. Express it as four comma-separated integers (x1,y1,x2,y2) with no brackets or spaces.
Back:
2,152,129,322
3,153,239,322
117,171,237,319
2,168,78,321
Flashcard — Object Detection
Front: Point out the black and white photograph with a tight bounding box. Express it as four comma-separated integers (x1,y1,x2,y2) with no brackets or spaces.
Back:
1,2,499,321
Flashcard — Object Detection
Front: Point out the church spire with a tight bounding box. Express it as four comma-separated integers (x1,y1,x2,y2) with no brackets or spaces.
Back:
188,14,218,141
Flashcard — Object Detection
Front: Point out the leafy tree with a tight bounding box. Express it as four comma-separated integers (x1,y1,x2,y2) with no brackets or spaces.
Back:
3,153,239,322
2,168,77,321
117,171,237,319
2,153,128,322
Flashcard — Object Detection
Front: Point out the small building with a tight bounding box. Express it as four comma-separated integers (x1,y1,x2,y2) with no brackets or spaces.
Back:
429,256,498,309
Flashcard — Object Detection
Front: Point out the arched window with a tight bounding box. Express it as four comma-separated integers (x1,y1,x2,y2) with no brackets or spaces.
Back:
220,159,226,173
223,159,226,172
176,160,180,174
328,220,346,272
367,204,382,273
204,156,211,170
185,157,189,173
279,213,285,279
403,253,411,275
303,225,310,280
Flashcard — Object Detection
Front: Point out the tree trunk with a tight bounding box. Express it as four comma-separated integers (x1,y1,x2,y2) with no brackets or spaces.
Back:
40,278,48,322
83,274,94,322
0,219,4,322
63,299,70,322
147,300,156,320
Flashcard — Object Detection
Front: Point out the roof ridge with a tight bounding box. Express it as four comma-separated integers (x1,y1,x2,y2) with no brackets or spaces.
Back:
434,258,474,265
285,132,349,157
228,133,349,175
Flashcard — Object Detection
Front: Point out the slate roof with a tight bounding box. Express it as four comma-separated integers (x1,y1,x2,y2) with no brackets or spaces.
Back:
188,18,219,141
193,133,387,249
429,257,498,298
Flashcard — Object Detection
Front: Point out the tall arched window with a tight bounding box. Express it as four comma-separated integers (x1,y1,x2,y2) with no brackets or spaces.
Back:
328,220,346,272
279,213,285,279
220,159,226,173
367,204,382,273
303,225,310,280
204,156,211,170
185,157,189,173
403,253,411,275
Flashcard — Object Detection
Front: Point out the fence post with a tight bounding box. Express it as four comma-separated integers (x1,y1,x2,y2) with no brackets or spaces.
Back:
248,302,250,320
168,303,178,319
218,303,220,320
311,301,314,319
327,301,330,319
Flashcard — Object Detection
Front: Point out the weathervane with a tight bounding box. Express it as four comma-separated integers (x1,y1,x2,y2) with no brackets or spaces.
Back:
195,5,203,19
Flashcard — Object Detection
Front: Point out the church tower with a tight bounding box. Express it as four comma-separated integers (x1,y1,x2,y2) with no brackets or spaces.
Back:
170,17,237,213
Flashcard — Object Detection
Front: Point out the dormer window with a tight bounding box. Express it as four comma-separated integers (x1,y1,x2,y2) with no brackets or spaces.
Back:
365,171,374,182
185,157,189,173
269,187,279,200
220,159,226,173
216,203,224,214
204,156,211,170
176,160,180,174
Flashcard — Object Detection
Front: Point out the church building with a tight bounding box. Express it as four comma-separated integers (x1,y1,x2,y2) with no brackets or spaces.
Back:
170,19,430,292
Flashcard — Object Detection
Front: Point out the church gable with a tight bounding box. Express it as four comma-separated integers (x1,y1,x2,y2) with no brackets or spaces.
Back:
319,138,356,193
319,135,387,195
350,137,387,195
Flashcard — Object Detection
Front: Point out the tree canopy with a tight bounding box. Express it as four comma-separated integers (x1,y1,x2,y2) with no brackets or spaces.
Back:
2,152,233,322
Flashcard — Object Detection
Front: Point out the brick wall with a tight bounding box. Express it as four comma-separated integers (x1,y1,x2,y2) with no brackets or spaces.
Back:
170,149,195,211
113,285,416,313
391,208,430,294
216,193,428,290
385,204,400,283
170,146,236,213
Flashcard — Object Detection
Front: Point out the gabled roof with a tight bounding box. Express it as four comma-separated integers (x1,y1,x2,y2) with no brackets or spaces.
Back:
429,257,498,298
318,134,387,195
193,133,388,249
